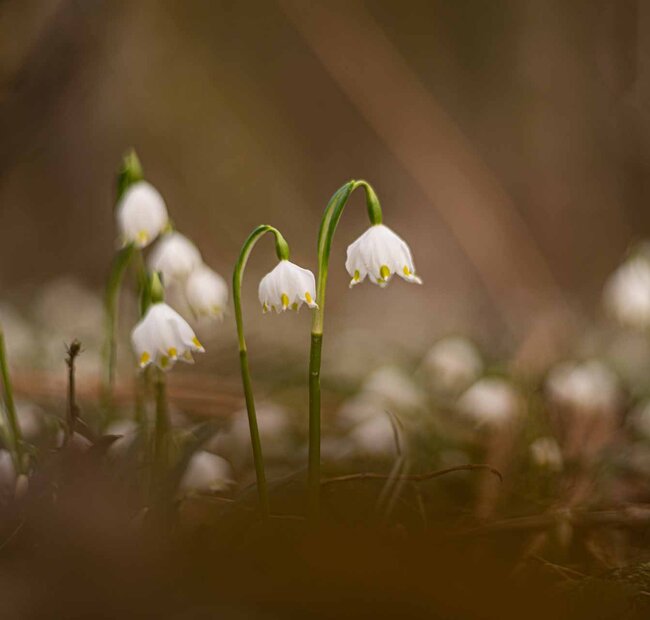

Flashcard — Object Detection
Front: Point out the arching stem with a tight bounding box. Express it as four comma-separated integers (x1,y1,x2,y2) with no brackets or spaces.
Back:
308,179,383,519
233,225,289,519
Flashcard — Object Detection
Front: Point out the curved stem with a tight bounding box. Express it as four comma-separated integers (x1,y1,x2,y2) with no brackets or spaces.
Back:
0,323,24,474
233,224,289,518
308,180,382,519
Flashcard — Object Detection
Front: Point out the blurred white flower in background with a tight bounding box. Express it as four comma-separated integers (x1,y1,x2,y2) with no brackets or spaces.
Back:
422,336,483,396
530,436,563,472
546,360,622,466
0,305,37,366
346,224,422,288
212,403,294,467
546,360,621,415
148,231,203,285
131,302,204,370
116,181,169,248
16,400,48,440
105,418,139,458
337,395,383,427
603,249,650,330
361,365,425,414
0,449,16,491
457,377,521,428
348,414,398,459
258,260,317,313
184,265,229,319
34,278,104,378
179,451,234,494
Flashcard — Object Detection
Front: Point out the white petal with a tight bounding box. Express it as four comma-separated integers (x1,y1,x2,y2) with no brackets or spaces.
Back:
345,224,420,288
130,302,204,371
117,181,169,248
258,260,317,313
185,265,228,318
148,232,203,284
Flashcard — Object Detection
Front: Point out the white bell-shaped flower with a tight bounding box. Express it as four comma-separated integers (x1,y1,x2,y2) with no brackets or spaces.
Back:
131,302,205,370
179,451,234,494
185,265,229,319
603,253,650,330
258,260,317,313
345,224,422,288
148,232,202,284
116,181,169,248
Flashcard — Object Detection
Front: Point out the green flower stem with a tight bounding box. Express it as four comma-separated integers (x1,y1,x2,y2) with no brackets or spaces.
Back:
102,150,144,414
153,367,169,491
103,244,136,409
0,322,24,474
308,180,383,519
233,225,289,518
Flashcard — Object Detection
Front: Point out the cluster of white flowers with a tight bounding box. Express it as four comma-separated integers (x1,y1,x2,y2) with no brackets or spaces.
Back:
148,231,228,320
120,174,422,375
118,181,228,321
118,179,232,370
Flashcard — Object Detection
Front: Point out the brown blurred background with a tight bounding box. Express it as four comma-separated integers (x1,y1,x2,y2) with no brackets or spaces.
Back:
0,0,648,358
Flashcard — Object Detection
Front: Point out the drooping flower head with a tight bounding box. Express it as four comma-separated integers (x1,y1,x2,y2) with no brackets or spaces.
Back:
131,302,204,370
345,224,421,288
148,231,202,284
116,181,169,248
185,265,229,319
258,260,317,313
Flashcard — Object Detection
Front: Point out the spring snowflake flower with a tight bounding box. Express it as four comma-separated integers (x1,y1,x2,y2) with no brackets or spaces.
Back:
116,181,169,248
258,260,317,313
603,253,650,330
148,232,203,284
131,302,204,370
345,224,421,288
185,265,229,319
